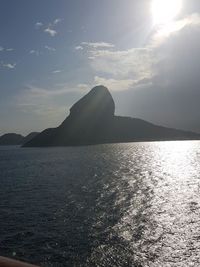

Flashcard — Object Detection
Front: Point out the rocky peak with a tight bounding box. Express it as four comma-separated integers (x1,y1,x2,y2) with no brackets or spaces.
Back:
69,85,115,121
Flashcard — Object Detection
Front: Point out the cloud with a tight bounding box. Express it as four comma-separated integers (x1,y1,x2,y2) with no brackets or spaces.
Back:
0,46,14,52
44,27,57,37
35,18,62,37
75,46,84,50
2,62,16,69
29,50,40,56
53,18,62,25
15,83,89,121
151,13,200,47
78,40,155,86
94,76,135,91
77,13,200,94
52,70,61,74
183,12,200,26
81,42,115,49
16,86,68,120
16,85,70,118
35,22,43,29
45,45,56,51
29,46,56,55
6,48,14,52
19,83,88,100
36,18,62,37
77,83,90,90
25,85,69,97
90,47,155,82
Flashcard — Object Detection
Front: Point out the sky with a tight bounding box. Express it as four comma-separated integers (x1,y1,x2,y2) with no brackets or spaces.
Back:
1,0,200,135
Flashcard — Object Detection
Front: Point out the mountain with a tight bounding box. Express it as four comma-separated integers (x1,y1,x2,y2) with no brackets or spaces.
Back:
0,132,39,146
23,85,200,147
23,132,39,144
0,133,24,146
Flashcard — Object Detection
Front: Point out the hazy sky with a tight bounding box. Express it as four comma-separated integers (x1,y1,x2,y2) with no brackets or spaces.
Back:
1,0,200,135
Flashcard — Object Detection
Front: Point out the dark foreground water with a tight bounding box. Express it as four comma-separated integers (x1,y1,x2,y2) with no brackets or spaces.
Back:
0,141,200,266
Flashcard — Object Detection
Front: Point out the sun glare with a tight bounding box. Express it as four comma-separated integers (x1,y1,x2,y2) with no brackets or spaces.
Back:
151,0,182,25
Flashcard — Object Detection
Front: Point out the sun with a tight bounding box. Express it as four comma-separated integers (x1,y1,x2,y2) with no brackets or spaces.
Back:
151,0,182,25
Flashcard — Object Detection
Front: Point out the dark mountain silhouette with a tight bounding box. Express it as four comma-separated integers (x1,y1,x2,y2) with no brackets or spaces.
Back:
23,85,200,147
0,133,24,146
0,132,39,146
23,132,39,144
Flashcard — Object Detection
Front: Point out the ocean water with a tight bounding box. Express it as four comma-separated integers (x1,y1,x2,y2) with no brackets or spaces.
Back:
0,141,200,267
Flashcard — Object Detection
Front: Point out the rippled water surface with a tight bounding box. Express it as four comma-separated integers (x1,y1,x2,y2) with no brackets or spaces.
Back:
0,141,200,266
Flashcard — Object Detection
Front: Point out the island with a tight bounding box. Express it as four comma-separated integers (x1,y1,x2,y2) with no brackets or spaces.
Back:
23,85,200,147
0,132,39,146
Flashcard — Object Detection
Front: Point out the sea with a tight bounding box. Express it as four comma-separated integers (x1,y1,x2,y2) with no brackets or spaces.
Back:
0,141,200,267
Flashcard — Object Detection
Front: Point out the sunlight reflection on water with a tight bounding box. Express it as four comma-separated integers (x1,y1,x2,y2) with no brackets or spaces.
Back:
0,141,200,266
105,141,200,267
86,141,200,266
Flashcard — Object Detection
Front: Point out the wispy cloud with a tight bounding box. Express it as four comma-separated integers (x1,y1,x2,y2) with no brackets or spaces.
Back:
88,46,155,83
53,18,62,25
1,62,16,69
29,50,40,56
52,70,61,74
25,85,69,97
77,8,200,93
35,22,43,29
77,83,90,90
29,45,56,56
94,76,135,91
81,42,115,49
6,48,14,52
44,27,57,37
19,83,87,100
151,13,200,47
77,14,200,92
16,83,88,117
75,46,84,50
0,46,14,52
45,45,56,51
16,85,68,120
77,41,154,86
36,18,62,37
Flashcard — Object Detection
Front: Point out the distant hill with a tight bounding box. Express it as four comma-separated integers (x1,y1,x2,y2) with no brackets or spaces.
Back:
0,132,39,146
0,133,24,146
23,132,39,144
23,85,200,147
